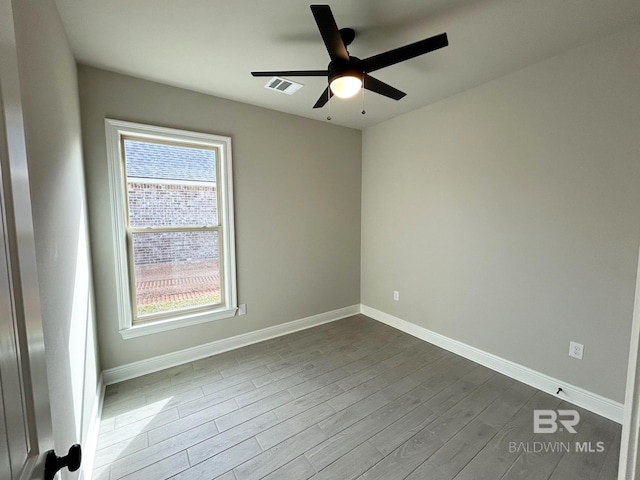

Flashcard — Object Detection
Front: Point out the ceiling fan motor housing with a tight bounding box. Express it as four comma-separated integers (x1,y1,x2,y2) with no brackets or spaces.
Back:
328,59,363,83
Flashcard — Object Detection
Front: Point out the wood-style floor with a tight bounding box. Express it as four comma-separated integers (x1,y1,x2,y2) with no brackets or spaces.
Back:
93,315,621,480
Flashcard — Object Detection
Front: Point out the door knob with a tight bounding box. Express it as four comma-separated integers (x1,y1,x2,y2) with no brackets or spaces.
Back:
44,444,81,480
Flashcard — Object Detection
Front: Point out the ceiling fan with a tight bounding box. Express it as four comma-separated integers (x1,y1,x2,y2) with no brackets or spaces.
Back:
251,4,448,109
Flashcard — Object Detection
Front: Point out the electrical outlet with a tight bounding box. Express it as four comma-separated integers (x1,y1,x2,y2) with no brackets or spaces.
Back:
238,304,247,315
569,341,584,360
393,291,400,301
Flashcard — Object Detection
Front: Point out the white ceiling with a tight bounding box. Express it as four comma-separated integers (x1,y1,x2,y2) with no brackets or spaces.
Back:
54,0,640,130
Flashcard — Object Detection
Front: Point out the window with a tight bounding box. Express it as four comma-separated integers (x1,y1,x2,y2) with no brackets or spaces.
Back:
105,119,236,338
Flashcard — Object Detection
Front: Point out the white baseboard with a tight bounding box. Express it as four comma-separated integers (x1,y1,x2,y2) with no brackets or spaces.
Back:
102,305,360,385
79,373,105,480
361,304,624,424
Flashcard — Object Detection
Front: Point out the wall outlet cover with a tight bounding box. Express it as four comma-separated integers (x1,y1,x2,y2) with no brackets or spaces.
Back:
569,341,584,360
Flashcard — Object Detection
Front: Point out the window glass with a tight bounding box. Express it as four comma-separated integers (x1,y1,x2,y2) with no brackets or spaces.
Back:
131,230,221,318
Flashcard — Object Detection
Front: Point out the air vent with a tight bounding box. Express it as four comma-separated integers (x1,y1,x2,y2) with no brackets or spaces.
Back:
264,77,303,95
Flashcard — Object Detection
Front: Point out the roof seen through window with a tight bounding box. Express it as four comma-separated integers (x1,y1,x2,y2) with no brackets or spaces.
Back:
124,139,216,182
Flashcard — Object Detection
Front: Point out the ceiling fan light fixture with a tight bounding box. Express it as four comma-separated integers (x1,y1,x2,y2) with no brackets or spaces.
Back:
329,73,362,98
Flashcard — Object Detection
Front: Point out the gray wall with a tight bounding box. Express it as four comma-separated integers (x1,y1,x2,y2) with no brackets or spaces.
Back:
78,66,362,370
12,0,100,476
362,26,640,403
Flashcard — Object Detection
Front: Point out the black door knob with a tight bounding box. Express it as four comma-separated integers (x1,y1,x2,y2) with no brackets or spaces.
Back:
44,444,81,480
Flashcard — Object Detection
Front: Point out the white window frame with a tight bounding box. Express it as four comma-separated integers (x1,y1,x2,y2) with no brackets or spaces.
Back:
105,119,237,339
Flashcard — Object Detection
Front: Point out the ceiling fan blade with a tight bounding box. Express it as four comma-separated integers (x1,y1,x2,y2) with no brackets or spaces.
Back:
310,5,349,62
361,32,448,73
363,74,406,100
251,70,328,77
313,86,334,109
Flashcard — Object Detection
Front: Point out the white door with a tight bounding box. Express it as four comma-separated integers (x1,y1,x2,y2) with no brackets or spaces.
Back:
0,185,40,480
618,247,640,479
0,221,23,478
0,0,56,478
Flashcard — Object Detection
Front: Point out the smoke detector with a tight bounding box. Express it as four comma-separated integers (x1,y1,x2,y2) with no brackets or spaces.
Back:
264,77,303,95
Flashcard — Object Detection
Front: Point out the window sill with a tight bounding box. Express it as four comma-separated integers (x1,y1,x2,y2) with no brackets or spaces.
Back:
119,307,238,339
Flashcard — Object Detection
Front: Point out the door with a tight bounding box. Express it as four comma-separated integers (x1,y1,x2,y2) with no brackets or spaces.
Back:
0,218,21,478
0,180,38,480
618,246,640,479
0,0,55,478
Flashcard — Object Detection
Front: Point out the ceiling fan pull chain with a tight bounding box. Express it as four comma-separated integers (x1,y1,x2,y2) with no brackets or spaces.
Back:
361,74,366,115
327,82,332,121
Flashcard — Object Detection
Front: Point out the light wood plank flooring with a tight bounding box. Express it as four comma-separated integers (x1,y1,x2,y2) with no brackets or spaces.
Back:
93,315,621,480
